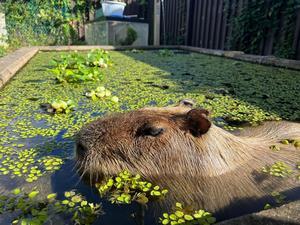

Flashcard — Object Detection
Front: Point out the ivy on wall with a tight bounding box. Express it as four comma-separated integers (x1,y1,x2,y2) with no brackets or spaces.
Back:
3,0,89,49
229,0,299,59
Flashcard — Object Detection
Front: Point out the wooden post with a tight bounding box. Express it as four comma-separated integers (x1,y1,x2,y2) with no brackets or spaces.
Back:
153,0,161,45
185,0,191,45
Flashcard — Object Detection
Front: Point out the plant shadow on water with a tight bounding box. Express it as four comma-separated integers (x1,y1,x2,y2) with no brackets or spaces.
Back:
119,49,300,123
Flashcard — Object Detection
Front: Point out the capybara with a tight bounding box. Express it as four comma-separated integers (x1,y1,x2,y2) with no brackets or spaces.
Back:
75,100,300,219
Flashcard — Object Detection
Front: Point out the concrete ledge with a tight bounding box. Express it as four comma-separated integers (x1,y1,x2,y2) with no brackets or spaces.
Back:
1,45,299,90
0,47,39,89
217,200,300,225
179,45,300,70
38,45,177,51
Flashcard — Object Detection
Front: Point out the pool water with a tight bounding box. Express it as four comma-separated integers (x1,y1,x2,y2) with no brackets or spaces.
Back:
0,50,300,224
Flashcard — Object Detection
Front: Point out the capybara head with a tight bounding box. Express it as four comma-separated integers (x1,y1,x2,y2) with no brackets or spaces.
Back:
76,100,211,181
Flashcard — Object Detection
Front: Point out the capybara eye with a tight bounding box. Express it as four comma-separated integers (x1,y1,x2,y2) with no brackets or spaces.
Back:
179,99,195,107
136,124,165,137
76,142,87,158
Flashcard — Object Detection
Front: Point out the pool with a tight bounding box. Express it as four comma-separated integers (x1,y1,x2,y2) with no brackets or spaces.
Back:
0,49,300,224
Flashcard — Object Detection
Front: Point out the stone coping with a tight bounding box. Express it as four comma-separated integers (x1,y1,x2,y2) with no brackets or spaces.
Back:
179,45,300,71
217,200,300,225
0,45,299,89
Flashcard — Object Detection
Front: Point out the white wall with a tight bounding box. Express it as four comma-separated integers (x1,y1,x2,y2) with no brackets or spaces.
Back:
0,12,7,46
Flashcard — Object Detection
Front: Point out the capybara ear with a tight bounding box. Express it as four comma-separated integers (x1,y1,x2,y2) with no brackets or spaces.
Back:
186,109,211,137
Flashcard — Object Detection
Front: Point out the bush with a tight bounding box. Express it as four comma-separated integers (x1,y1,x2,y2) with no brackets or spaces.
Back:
2,0,87,50
120,27,138,46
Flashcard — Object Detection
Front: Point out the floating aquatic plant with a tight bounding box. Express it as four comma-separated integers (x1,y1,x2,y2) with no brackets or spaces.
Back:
43,100,76,114
293,140,300,148
50,49,110,83
262,162,293,177
85,86,119,103
159,202,216,225
263,191,287,211
263,203,272,210
280,139,290,145
158,49,174,57
269,145,280,151
86,49,111,68
129,49,143,53
0,50,300,223
280,139,300,148
271,191,286,204
0,189,102,225
96,170,168,205
0,147,64,183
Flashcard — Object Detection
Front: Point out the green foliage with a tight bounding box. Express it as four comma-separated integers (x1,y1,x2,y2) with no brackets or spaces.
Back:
262,161,293,177
263,191,286,211
0,147,63,183
3,0,87,49
159,49,175,57
269,145,280,151
280,139,290,145
229,0,298,59
263,203,272,210
49,100,75,114
0,189,102,225
86,86,119,102
271,191,286,204
50,50,110,83
0,44,8,57
120,27,138,46
96,170,168,205
279,139,300,148
159,202,216,225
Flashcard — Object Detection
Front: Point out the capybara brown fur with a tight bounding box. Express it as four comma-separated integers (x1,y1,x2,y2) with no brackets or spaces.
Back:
75,100,300,219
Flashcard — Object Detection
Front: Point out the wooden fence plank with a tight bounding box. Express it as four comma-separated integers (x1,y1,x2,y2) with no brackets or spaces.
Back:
196,0,203,46
198,0,206,48
220,0,228,49
215,0,223,49
209,0,218,48
160,0,300,59
203,0,212,47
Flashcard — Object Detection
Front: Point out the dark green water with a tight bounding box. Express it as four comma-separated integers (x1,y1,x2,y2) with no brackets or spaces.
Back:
0,50,300,224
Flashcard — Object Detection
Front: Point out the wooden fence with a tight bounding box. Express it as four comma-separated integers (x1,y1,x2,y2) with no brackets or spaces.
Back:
161,0,300,59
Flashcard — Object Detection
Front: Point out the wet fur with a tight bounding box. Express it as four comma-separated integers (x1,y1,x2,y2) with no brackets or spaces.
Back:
75,105,300,216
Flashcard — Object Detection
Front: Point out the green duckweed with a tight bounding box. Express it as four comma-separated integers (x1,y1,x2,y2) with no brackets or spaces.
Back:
96,170,168,205
0,49,300,223
0,189,102,225
262,161,293,177
159,202,216,225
